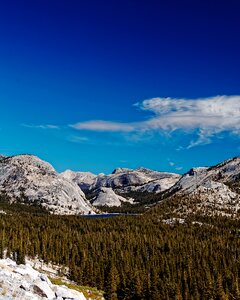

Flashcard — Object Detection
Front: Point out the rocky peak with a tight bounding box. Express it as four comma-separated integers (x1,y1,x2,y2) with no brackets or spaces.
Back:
0,155,95,215
111,168,132,174
60,170,97,192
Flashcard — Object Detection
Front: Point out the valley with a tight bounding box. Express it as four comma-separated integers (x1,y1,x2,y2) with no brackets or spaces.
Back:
0,154,240,299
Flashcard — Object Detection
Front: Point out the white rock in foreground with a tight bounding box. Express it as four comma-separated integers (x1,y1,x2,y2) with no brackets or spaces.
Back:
0,258,86,300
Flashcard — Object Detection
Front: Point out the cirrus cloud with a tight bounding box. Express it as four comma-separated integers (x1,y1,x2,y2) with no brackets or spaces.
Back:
70,120,135,132
70,95,240,148
22,124,59,129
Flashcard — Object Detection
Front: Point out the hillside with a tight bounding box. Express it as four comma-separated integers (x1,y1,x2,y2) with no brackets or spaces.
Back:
61,167,180,209
152,156,240,218
0,155,95,215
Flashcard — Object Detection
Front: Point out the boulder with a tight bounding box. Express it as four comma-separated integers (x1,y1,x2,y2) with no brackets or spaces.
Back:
31,279,56,298
54,285,86,300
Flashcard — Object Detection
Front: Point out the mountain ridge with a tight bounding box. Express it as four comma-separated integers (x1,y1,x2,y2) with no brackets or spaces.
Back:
0,153,240,216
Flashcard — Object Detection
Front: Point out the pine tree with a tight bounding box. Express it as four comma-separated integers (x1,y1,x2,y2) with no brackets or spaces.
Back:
216,274,227,300
105,264,119,300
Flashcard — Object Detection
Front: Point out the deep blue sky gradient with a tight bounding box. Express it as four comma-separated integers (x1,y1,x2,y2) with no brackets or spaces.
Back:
0,0,240,173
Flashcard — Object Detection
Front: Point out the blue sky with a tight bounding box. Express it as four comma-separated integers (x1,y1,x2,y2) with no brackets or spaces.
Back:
0,0,240,174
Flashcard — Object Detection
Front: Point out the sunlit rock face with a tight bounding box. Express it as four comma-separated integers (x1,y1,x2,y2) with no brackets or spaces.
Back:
0,155,95,215
0,258,86,300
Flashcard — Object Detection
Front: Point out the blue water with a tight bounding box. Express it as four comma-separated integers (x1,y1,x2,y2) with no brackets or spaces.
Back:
81,213,139,218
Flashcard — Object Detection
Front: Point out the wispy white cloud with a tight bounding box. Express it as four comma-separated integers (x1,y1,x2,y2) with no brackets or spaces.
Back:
70,95,240,148
67,135,89,143
176,166,183,171
70,120,135,132
186,129,213,149
167,159,183,171
23,124,59,129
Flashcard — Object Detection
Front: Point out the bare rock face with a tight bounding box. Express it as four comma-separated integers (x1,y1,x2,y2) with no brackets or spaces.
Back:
63,168,180,194
92,168,180,193
0,155,95,215
0,258,86,300
167,157,240,195
161,157,240,217
60,170,97,192
91,187,134,207
63,167,181,208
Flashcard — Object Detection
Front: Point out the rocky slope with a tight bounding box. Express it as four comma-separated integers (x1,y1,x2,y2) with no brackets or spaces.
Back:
61,167,181,207
0,155,95,215
93,167,180,193
159,156,240,217
0,258,86,300
166,156,240,194
61,170,97,193
91,187,134,207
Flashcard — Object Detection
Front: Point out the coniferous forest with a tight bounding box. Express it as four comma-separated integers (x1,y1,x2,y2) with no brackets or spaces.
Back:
1,195,240,299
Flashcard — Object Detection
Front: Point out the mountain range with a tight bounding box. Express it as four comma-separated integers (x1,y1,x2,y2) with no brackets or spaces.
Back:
0,154,240,217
